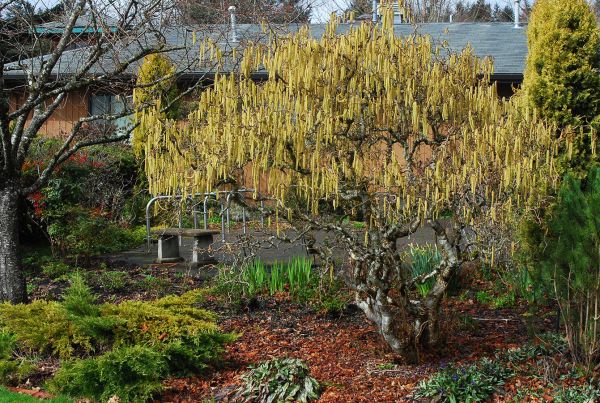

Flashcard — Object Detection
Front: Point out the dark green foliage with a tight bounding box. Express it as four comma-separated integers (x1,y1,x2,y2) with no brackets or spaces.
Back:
23,141,148,257
527,168,600,366
498,333,567,363
162,332,235,375
40,260,72,279
406,245,441,297
49,345,165,403
90,270,129,291
237,358,321,403
46,208,146,258
414,358,513,402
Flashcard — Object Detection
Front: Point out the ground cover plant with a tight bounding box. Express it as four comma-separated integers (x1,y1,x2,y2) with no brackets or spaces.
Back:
413,357,513,402
0,274,234,401
236,357,321,402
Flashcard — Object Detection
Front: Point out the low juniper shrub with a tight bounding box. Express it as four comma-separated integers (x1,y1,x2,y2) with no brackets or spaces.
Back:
0,278,234,401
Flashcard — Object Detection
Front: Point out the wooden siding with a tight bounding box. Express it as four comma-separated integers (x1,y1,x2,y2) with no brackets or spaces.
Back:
9,89,89,138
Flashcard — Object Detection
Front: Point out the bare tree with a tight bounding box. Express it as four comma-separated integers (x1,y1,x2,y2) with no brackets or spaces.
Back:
177,0,312,24
0,0,201,302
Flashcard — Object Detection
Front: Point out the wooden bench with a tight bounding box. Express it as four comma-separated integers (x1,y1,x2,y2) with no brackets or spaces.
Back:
152,228,220,266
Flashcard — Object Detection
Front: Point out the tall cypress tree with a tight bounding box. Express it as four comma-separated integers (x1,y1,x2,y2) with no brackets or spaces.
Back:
523,0,600,176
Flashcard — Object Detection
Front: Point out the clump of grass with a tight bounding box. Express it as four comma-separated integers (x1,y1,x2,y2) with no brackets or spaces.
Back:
214,257,344,309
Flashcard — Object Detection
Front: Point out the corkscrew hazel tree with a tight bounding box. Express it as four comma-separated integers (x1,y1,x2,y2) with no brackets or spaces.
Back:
142,11,559,361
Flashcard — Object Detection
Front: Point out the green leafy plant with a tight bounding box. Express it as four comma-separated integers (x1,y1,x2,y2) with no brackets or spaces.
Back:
41,260,72,279
414,358,513,402
498,333,567,363
237,358,321,403
406,245,441,297
553,382,600,403
92,270,129,291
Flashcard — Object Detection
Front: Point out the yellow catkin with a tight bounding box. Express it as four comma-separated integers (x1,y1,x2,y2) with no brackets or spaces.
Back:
140,8,559,231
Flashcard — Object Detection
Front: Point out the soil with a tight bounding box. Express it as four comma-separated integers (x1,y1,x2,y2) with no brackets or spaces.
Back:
160,295,559,402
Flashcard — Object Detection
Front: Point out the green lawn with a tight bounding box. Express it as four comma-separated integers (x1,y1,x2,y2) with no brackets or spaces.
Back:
0,387,73,402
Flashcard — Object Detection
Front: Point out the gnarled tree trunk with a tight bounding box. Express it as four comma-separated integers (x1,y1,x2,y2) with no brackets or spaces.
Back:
351,220,462,364
0,182,26,303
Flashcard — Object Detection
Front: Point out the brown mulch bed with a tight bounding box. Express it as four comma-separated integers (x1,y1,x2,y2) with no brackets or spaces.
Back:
160,297,555,402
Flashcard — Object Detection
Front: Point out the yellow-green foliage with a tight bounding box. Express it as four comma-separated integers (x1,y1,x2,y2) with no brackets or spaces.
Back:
142,10,559,230
0,301,94,358
132,54,179,157
0,332,34,384
100,289,221,347
523,0,600,175
0,283,233,401
49,345,165,403
0,287,231,361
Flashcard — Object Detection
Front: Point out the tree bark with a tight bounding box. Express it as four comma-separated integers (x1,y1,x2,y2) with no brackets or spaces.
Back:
0,183,26,303
350,220,462,364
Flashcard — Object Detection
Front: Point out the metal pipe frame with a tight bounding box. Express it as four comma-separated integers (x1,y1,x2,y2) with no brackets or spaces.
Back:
145,189,268,251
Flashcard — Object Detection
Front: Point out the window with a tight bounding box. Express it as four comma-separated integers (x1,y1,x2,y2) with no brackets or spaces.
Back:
89,94,131,133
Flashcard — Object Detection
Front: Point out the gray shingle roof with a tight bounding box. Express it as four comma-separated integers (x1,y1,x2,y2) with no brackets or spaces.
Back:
4,22,528,81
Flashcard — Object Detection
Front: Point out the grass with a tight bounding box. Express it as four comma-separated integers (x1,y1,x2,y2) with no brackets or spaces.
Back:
0,387,73,402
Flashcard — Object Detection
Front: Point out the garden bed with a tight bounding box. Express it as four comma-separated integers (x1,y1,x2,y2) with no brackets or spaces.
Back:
5,258,599,402
160,294,577,402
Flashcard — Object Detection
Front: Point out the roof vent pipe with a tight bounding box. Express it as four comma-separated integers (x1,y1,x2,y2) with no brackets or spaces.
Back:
372,0,379,23
513,0,520,28
228,5,238,43
449,13,453,23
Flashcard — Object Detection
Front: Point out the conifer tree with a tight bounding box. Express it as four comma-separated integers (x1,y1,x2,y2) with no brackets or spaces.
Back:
536,168,600,367
132,54,180,157
523,0,600,175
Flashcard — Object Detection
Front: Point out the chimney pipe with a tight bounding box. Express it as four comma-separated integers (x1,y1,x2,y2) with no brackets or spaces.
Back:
513,0,520,28
228,5,238,42
449,13,453,23
372,0,379,23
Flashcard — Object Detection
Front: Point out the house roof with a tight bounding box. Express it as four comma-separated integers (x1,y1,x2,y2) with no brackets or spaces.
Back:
4,22,528,82
34,15,119,34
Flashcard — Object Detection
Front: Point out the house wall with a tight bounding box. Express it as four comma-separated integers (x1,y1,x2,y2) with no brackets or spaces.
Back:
9,89,89,138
